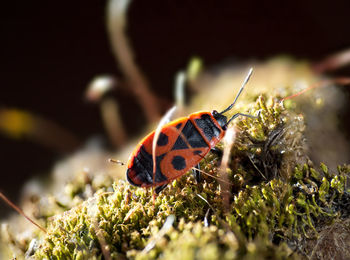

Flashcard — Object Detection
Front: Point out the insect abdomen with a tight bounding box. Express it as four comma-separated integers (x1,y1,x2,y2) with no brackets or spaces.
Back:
126,112,225,188
126,145,168,187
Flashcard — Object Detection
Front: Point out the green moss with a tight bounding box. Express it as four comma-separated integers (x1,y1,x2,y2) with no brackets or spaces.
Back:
2,65,350,259
131,221,295,260
27,98,349,259
32,161,349,258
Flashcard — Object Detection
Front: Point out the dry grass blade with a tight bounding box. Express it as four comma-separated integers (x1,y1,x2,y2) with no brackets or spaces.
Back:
142,214,175,254
106,0,160,122
191,167,232,186
0,192,47,233
174,71,186,115
152,106,177,182
219,127,236,212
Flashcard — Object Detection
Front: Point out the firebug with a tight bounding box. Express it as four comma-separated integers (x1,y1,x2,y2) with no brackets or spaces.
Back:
126,68,258,193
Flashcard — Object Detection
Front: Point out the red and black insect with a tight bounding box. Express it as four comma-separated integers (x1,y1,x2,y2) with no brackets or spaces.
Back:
126,69,257,193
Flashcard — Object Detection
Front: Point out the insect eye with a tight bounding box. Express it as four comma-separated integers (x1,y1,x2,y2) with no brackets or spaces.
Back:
212,110,218,115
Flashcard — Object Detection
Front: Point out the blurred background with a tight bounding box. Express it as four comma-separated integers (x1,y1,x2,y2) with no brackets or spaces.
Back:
1,0,350,202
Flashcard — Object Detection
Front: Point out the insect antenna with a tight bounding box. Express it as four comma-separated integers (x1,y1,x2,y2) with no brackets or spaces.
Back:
108,158,125,165
219,67,253,115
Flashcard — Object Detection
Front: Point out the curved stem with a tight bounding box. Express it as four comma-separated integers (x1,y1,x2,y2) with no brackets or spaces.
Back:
106,0,160,122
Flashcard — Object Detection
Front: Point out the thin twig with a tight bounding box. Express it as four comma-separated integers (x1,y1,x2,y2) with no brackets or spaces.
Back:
280,77,350,103
0,192,47,233
313,48,350,73
247,155,267,180
191,167,233,186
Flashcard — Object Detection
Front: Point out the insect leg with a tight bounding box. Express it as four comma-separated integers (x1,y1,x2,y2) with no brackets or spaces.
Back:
225,110,261,127
155,184,168,194
210,147,223,157
192,163,201,183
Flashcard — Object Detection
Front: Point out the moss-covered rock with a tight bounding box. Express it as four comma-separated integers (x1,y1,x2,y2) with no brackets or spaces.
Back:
30,159,349,259
1,59,350,259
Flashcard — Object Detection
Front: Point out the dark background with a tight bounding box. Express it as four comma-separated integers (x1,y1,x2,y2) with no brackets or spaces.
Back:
1,1,350,205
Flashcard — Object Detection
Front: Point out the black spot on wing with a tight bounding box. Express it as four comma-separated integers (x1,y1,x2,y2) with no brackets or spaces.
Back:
173,135,189,150
171,155,186,170
173,120,207,150
194,114,221,141
157,132,169,146
128,146,167,186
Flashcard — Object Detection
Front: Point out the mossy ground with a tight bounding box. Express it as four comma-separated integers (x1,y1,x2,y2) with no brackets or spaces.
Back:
1,59,350,259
